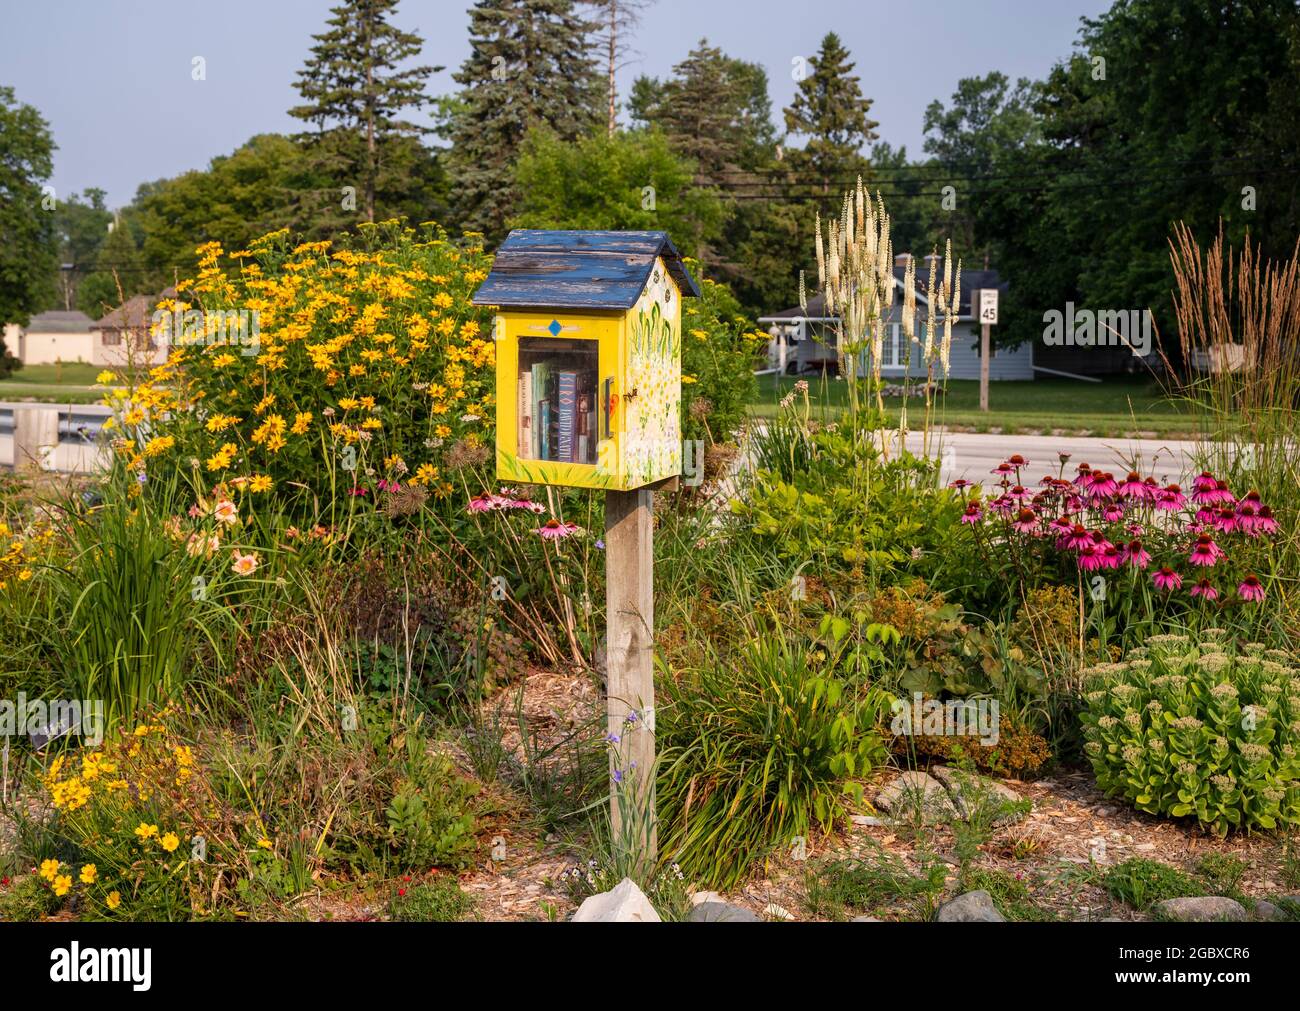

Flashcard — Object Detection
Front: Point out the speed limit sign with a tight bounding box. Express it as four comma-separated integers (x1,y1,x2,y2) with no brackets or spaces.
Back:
978,288,998,325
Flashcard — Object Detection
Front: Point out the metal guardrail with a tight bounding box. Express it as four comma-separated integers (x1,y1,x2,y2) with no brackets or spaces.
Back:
0,402,112,473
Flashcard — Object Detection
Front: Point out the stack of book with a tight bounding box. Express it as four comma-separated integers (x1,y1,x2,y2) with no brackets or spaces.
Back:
517,364,597,464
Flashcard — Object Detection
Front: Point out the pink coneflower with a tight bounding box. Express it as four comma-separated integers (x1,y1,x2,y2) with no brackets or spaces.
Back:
468,494,499,512
1153,567,1182,592
1255,505,1280,535
1049,515,1074,536
990,495,1017,515
949,479,972,491
1005,484,1031,501
1088,471,1118,498
509,498,546,513
1006,453,1030,470
1190,578,1218,600
1235,501,1259,535
1099,544,1123,569
1102,501,1126,523
1143,476,1161,497
1211,507,1238,534
991,462,1015,477
960,501,983,525
1188,533,1222,566
1121,540,1151,568
535,519,583,540
1192,472,1218,494
1238,574,1266,601
1077,544,1104,571
1125,521,1146,537
1116,471,1149,498
1156,484,1186,511
1073,463,1094,486
1061,524,1094,550
1194,479,1235,506
1012,508,1038,533
1194,507,1217,526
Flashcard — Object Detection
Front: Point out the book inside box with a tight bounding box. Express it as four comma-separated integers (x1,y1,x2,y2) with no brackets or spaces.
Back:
516,337,600,465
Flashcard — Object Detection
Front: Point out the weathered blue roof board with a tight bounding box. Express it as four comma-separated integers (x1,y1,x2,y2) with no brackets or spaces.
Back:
471,230,701,311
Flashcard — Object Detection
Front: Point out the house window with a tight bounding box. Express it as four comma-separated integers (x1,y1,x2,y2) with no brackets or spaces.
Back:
102,330,121,346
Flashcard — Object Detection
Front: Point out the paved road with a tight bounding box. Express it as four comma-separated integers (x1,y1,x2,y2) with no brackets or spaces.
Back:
907,431,1210,488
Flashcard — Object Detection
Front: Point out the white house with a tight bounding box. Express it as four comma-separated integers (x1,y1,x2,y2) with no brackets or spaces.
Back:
4,310,98,365
759,254,1034,382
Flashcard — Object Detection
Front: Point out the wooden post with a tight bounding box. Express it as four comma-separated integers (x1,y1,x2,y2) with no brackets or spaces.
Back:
979,322,991,412
604,487,657,869
14,407,59,472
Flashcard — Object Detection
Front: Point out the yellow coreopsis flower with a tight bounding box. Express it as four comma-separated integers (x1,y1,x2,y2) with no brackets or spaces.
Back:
134,822,159,842
160,832,180,853
106,891,122,910
39,858,60,882
80,864,97,884
53,874,73,897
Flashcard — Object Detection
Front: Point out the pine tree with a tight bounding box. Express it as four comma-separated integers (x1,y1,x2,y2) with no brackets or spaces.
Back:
290,0,436,226
448,0,602,240
783,32,879,194
580,0,655,136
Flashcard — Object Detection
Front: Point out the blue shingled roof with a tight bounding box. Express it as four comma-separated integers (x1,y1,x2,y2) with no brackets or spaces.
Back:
471,230,701,311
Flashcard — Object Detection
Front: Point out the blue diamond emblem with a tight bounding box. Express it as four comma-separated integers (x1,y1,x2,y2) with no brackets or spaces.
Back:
548,319,562,337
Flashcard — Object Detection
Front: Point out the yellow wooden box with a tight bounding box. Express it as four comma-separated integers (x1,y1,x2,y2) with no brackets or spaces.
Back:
472,231,699,491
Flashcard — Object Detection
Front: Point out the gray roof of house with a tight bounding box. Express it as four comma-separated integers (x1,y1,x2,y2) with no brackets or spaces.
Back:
23,310,96,332
761,263,1007,321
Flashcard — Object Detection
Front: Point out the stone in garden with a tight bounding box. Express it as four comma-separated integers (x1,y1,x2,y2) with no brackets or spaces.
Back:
1253,900,1282,921
873,771,960,823
690,890,725,907
930,766,1029,825
935,890,1005,922
851,814,888,827
1153,897,1246,922
763,903,796,921
571,877,661,922
850,915,882,922
689,901,761,923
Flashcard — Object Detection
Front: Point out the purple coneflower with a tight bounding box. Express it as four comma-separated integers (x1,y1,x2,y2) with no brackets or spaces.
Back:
1155,484,1185,511
1211,507,1238,534
510,498,546,513
1012,508,1038,534
1061,524,1094,551
1116,471,1149,498
1073,463,1093,486
1153,567,1182,592
1077,544,1104,571
536,519,583,540
1190,578,1218,600
1188,533,1221,567
1088,471,1118,498
1102,502,1126,523
1238,574,1266,602
960,501,983,525
467,494,497,512
1121,540,1151,569
1255,505,1280,535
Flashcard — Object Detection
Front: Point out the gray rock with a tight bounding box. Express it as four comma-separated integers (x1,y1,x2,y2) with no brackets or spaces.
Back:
1153,896,1246,922
935,890,1005,922
571,877,661,922
850,915,882,922
689,901,761,923
930,766,1030,825
874,771,960,822
1253,900,1282,921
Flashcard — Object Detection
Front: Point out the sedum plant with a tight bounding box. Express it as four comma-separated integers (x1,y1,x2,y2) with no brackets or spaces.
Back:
1080,632,1300,836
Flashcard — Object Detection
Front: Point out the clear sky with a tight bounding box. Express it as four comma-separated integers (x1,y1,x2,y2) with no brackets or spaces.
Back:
5,0,1110,209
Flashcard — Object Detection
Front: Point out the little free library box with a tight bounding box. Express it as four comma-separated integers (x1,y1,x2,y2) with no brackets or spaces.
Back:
471,230,700,491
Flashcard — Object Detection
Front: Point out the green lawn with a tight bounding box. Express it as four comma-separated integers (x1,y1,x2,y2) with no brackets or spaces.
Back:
0,362,107,403
750,375,1199,437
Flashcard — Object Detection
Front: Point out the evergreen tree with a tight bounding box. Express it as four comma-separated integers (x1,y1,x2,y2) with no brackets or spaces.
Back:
448,0,602,240
290,0,436,227
782,32,879,194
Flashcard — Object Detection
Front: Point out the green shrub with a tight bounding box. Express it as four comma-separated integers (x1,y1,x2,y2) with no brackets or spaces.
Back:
1080,635,1300,836
387,876,474,922
656,633,891,889
1102,858,1206,910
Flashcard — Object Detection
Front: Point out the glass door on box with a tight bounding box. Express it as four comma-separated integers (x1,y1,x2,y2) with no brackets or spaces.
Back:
515,337,600,465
